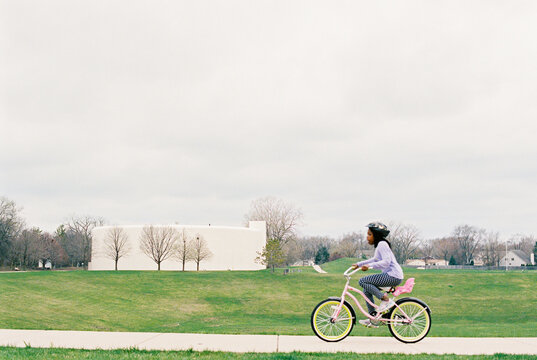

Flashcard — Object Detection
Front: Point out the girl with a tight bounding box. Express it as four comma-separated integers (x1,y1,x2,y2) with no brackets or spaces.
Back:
352,222,404,328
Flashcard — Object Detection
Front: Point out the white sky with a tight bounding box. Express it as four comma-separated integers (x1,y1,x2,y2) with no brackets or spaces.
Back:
1,0,536,240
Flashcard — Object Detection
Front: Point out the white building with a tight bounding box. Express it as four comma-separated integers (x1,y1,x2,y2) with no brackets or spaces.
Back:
88,221,266,271
499,250,534,267
405,258,448,266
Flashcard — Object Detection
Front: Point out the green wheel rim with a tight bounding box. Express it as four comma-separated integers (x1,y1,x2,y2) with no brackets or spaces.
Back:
313,301,353,341
389,301,430,343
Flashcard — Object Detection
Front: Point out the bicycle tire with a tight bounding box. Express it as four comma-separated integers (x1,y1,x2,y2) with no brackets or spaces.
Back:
311,299,355,342
387,297,431,343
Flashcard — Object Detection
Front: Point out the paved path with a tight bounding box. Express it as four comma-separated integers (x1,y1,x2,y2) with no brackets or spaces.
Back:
312,265,327,274
1,330,536,355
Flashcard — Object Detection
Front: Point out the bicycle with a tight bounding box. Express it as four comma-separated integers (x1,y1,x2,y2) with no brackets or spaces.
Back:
311,266,431,343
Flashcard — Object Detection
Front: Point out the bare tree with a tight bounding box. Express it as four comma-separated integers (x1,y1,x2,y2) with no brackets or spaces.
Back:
334,232,365,258
104,227,131,270
11,228,41,269
66,215,106,269
190,234,212,271
40,232,67,268
0,196,25,266
509,234,536,255
173,228,194,271
244,196,303,246
452,225,484,265
295,235,335,262
329,234,360,261
431,237,457,263
282,239,303,265
481,231,502,266
139,226,178,271
419,240,435,265
55,225,84,267
388,222,421,264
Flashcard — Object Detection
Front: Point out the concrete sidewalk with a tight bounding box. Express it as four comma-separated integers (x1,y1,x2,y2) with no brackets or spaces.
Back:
1,329,536,355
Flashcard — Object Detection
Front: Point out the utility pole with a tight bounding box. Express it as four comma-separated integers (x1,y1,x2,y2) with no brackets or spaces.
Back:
505,240,508,271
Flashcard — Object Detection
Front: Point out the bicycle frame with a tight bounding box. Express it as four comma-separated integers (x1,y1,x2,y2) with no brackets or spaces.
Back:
332,267,423,325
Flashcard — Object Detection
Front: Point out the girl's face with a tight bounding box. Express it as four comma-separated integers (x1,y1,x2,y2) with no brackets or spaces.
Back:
367,229,375,245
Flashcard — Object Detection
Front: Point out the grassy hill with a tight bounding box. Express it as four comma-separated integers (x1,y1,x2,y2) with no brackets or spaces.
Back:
317,257,361,274
1,266,536,337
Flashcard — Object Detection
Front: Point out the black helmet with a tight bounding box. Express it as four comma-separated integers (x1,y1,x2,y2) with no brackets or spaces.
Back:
366,222,390,237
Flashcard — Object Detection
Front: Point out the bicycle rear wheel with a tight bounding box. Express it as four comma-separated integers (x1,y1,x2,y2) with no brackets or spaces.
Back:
387,298,431,343
311,299,354,342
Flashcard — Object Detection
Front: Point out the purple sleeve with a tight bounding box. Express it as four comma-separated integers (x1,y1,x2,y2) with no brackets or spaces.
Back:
356,247,380,267
356,258,376,267
366,242,391,269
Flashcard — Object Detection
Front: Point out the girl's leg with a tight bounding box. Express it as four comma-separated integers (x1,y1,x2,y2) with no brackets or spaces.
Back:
359,273,402,314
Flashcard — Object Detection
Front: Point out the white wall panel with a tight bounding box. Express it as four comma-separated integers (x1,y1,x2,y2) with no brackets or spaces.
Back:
88,221,266,271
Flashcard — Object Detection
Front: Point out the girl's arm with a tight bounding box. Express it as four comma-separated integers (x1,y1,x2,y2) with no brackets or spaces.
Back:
365,242,392,269
356,258,376,267
355,249,379,267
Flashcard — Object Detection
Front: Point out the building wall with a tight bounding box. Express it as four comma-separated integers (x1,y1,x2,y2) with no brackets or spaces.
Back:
405,259,448,266
499,251,527,267
88,221,266,271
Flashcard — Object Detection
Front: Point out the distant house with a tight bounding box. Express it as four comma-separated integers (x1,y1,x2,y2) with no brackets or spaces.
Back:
38,260,52,270
499,250,534,267
405,258,448,266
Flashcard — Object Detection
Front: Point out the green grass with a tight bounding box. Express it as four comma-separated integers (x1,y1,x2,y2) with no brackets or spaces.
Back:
0,262,536,337
0,348,536,360
319,257,358,274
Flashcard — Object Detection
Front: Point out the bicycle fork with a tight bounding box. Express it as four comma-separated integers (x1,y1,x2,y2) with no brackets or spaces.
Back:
329,277,352,322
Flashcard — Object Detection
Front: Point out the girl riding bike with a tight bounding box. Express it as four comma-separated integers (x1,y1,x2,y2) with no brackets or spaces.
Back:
353,222,403,328
311,222,431,343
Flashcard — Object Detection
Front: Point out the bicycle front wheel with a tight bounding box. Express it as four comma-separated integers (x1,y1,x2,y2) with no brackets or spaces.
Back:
311,299,354,342
388,298,431,343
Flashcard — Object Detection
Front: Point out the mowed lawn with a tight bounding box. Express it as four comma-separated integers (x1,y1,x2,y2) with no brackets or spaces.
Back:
0,348,535,360
0,259,536,337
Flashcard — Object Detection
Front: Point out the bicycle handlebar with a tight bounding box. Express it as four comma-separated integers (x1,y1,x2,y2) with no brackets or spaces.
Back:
343,265,375,277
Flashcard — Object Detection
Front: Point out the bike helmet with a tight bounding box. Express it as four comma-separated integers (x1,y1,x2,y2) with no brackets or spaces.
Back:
366,222,390,238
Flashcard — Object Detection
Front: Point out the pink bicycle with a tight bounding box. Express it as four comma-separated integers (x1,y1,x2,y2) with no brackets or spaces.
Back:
311,266,431,343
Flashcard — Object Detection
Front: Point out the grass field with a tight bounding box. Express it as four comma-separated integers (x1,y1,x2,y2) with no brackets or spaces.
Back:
0,348,536,360
0,260,536,337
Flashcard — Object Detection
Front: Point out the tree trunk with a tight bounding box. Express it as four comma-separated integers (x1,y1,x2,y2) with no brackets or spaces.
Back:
115,260,118,271
158,261,161,271
197,262,199,271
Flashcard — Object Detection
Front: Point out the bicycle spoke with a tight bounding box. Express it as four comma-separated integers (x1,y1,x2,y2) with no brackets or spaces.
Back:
312,301,353,341
388,300,430,343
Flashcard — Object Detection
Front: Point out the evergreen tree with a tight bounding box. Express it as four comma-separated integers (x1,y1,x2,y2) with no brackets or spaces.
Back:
315,245,330,265
449,255,457,265
255,238,285,272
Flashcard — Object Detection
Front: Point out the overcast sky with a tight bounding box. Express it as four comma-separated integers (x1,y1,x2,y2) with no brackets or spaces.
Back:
1,0,536,240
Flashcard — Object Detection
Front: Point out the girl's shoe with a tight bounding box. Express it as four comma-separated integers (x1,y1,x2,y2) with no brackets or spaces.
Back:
377,299,395,313
358,319,379,328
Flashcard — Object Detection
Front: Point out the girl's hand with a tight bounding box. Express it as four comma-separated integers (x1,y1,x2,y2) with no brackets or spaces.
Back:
361,265,369,271
351,264,359,270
